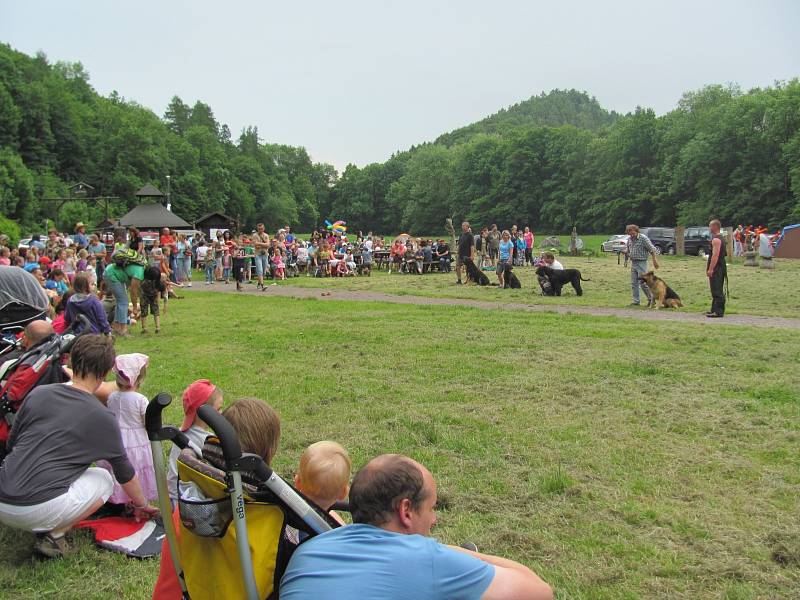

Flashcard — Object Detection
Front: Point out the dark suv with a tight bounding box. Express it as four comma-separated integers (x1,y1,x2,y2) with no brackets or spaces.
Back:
683,226,712,256
640,227,676,255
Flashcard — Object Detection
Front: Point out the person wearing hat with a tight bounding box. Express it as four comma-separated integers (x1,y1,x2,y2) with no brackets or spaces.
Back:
73,222,89,249
166,379,224,502
45,228,66,260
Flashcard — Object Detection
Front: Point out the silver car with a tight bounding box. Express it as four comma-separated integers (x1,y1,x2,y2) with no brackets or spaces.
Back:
601,234,629,253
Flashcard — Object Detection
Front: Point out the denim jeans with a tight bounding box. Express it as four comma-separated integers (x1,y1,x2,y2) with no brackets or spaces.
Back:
179,256,192,282
105,279,129,324
254,254,269,277
169,254,178,283
630,260,653,304
205,261,215,283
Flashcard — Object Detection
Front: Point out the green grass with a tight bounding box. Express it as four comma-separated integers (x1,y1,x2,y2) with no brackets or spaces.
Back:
255,253,800,319
2,292,799,599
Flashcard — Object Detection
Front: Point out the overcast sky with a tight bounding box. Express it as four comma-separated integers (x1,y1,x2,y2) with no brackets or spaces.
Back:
1,0,798,171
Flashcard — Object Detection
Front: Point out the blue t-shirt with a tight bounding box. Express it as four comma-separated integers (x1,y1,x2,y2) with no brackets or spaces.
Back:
499,240,514,261
280,524,495,600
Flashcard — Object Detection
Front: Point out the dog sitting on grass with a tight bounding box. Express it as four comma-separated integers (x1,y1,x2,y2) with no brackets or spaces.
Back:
638,271,683,309
503,264,521,289
464,258,491,286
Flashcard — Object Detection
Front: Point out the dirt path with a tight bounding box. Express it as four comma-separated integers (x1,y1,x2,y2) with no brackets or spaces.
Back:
183,284,800,330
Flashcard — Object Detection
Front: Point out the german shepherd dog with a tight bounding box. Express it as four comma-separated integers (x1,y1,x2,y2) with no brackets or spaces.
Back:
464,258,491,286
503,263,521,289
639,271,683,309
535,265,589,296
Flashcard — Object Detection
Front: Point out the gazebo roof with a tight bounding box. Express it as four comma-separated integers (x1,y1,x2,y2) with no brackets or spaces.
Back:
118,203,190,229
195,211,235,224
135,183,164,198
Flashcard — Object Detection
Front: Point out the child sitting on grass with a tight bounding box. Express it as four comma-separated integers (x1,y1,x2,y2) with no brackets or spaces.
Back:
167,380,224,502
294,441,351,524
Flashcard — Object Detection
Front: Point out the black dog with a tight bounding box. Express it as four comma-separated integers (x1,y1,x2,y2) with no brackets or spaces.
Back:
535,265,589,296
537,274,555,296
464,258,491,286
503,264,521,289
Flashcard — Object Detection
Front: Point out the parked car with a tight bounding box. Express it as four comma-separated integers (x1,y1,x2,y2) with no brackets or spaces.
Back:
683,226,712,256
639,227,675,255
601,234,629,253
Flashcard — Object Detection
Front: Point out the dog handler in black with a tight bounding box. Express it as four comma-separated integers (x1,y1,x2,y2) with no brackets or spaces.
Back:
0,335,158,557
705,219,727,318
455,221,475,285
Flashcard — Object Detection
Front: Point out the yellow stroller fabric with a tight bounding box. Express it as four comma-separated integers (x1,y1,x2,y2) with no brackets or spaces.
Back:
176,458,286,599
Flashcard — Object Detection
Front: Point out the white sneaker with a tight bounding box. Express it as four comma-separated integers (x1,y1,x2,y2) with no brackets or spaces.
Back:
187,283,192,287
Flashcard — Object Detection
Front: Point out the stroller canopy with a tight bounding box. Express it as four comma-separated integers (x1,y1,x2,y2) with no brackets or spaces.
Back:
0,267,49,313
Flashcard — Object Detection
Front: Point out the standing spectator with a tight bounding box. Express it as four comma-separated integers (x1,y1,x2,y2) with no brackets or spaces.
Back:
72,222,89,249
45,228,65,259
455,222,474,285
515,233,526,267
252,223,270,290
87,234,107,284
706,219,727,318
103,258,144,337
127,227,144,254
159,228,177,283
176,234,192,287
486,224,501,267
497,230,514,287
421,240,433,273
523,227,534,265
733,225,744,257
623,224,659,307
29,234,45,252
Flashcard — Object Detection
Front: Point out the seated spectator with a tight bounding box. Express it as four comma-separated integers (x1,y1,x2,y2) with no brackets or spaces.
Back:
294,441,350,524
0,320,54,373
51,291,73,334
280,454,552,600
0,335,158,558
166,380,224,502
65,273,111,334
421,240,433,272
46,268,69,298
413,245,424,274
541,252,564,270
436,239,451,273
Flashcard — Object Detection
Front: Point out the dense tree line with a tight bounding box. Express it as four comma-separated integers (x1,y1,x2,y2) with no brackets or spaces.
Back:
1,42,798,241
0,44,335,238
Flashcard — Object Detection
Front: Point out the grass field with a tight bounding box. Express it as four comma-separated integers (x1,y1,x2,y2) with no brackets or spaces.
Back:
2,289,798,599
255,253,800,319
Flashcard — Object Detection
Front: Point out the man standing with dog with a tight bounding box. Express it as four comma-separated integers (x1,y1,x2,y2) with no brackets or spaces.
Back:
455,222,475,285
624,224,659,307
705,219,727,318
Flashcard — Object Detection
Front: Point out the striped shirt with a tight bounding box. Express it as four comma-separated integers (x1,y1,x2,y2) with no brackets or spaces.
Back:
627,234,658,260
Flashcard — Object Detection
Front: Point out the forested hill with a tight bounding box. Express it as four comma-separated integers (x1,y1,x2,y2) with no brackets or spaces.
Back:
435,89,620,147
1,42,799,240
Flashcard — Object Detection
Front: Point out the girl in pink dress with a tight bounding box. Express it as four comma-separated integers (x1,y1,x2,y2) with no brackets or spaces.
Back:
99,353,158,505
270,248,286,280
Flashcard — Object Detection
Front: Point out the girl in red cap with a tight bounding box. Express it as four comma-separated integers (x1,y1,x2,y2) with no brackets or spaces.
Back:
166,380,224,503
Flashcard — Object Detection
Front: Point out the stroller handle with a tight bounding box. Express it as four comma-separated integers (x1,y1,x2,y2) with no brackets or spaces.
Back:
145,393,192,450
197,404,242,467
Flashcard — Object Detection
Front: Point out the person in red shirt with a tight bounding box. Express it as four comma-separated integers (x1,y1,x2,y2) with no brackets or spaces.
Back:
159,228,177,283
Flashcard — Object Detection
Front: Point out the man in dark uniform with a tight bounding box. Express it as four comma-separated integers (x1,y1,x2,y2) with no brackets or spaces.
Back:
455,222,474,285
706,219,727,318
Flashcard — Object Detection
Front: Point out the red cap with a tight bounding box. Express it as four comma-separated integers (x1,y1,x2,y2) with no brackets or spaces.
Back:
39,256,51,265
181,379,217,431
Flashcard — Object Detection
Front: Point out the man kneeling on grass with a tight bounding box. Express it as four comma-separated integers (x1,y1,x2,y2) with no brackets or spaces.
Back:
279,454,552,600
0,335,158,557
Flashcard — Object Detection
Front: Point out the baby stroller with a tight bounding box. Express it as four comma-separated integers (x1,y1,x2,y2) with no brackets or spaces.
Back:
0,312,91,462
0,267,51,360
146,396,342,600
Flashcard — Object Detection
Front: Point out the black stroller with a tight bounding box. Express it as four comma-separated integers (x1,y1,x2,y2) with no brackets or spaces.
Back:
147,396,344,599
0,266,51,359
